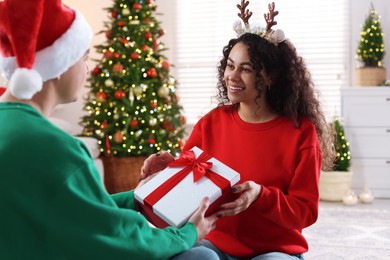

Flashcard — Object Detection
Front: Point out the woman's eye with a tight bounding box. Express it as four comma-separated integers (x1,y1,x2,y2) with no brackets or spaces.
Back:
227,64,234,69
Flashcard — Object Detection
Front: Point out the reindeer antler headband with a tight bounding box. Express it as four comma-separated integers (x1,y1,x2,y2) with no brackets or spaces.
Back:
233,1,286,45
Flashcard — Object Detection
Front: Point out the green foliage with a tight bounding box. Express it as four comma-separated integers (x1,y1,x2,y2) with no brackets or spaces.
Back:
356,4,385,67
331,119,351,171
80,0,186,157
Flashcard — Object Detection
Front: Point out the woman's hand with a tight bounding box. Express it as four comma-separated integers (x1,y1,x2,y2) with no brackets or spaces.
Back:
188,197,219,242
216,181,262,217
139,151,174,180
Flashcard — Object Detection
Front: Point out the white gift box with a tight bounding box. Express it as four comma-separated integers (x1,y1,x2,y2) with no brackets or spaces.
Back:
134,146,240,228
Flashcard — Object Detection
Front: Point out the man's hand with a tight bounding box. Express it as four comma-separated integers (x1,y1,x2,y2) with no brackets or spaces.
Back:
188,197,219,242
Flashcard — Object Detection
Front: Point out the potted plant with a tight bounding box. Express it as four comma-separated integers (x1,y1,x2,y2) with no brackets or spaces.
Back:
355,4,386,86
319,118,352,201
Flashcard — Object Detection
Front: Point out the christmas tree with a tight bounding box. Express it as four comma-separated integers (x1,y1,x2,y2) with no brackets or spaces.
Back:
81,0,186,158
356,4,385,67
332,119,351,171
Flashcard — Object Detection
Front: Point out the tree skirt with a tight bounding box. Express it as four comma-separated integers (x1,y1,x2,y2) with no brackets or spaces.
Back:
303,206,390,259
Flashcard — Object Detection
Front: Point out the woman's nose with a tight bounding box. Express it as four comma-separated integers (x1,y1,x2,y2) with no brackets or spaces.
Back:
228,68,240,81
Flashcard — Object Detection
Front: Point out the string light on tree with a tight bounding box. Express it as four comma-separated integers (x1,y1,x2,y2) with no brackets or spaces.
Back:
356,4,385,67
332,118,351,171
81,0,186,157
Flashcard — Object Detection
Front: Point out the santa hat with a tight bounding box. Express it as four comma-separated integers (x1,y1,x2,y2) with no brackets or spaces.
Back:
0,0,92,99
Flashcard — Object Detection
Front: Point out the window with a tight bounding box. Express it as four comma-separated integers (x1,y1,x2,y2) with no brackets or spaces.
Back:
171,0,351,124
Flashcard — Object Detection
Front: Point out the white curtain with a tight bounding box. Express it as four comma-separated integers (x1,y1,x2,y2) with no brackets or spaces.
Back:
171,0,351,124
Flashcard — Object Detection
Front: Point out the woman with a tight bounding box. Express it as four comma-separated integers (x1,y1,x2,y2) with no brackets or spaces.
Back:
173,1,334,259
0,0,217,259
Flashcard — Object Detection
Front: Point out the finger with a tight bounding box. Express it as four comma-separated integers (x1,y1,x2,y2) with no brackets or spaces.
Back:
207,212,220,224
220,197,242,209
215,208,238,217
196,197,210,216
231,183,245,193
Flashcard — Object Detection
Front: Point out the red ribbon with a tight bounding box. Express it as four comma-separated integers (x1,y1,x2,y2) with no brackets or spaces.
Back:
144,150,231,206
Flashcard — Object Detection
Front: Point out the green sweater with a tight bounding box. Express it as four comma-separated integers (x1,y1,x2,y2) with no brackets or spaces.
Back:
0,102,197,259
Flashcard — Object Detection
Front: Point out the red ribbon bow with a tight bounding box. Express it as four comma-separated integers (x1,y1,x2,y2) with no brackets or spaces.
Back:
144,149,231,207
168,150,213,182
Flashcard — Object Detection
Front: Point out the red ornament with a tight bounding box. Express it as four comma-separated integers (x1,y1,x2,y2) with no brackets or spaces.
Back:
146,68,157,78
141,44,149,52
162,61,170,71
105,135,111,155
144,31,152,40
143,17,150,24
113,132,124,143
120,38,129,45
101,121,109,129
96,91,108,101
163,119,174,132
111,11,117,18
104,50,113,59
147,137,156,145
133,3,142,11
158,29,165,37
113,52,120,59
129,119,139,128
117,20,125,27
114,90,126,99
153,39,160,52
150,101,158,108
172,95,179,104
92,67,101,75
105,30,112,39
147,0,153,4
130,52,140,60
112,63,123,73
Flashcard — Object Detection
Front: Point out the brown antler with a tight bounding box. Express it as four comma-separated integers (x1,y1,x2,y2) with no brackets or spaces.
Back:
237,0,252,26
264,2,279,31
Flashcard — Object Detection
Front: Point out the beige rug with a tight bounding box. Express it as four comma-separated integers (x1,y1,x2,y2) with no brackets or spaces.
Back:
303,206,390,259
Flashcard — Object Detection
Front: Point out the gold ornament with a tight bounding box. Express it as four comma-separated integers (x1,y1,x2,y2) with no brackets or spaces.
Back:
105,79,114,87
149,117,157,126
157,86,170,98
122,8,130,16
133,85,143,96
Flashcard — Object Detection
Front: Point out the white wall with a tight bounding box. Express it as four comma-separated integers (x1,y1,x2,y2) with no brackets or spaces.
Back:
1,0,389,132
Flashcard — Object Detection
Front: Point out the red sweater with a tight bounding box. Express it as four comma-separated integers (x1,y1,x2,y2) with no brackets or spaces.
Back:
183,105,322,258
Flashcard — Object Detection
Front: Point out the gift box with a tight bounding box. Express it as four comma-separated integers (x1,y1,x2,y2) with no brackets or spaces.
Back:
134,146,240,228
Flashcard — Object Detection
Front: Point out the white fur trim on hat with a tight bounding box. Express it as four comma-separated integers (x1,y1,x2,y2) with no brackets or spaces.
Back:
0,9,92,82
9,68,43,100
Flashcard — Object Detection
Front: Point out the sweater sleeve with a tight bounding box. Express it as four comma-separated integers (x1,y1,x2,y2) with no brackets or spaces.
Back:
253,132,322,230
46,167,197,259
110,190,136,210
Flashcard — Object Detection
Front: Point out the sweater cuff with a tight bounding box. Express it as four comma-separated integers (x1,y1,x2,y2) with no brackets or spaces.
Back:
110,190,136,210
179,222,198,247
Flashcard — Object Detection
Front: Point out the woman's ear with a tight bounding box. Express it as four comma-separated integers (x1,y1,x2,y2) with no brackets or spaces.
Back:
260,70,273,87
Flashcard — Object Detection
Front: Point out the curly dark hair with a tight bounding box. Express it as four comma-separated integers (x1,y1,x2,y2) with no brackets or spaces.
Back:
216,33,335,169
